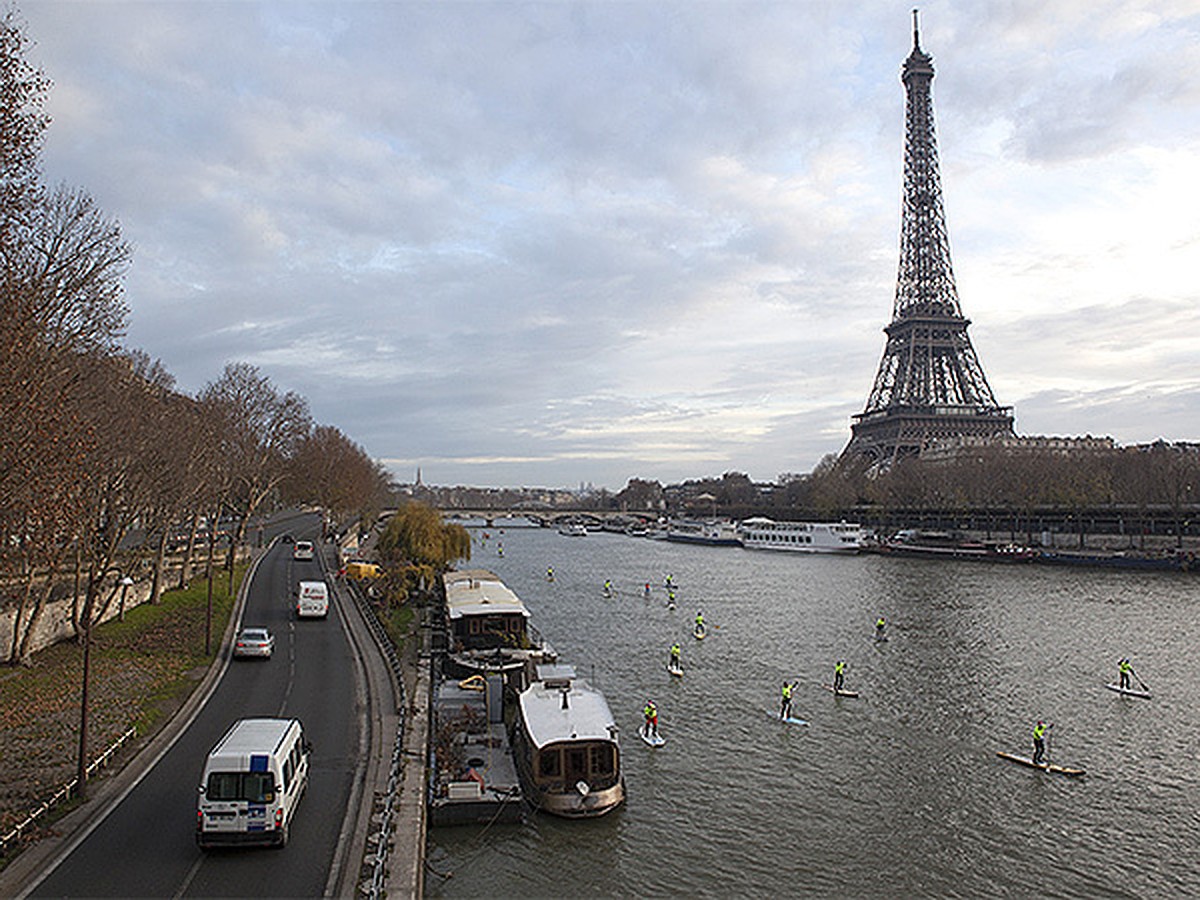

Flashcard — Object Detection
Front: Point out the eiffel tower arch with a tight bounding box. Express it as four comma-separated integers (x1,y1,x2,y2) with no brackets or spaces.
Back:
842,13,1014,468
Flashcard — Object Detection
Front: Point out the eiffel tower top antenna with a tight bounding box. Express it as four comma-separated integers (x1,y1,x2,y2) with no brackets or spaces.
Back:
912,8,920,50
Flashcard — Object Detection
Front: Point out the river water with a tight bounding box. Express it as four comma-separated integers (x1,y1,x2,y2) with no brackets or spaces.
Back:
426,524,1200,898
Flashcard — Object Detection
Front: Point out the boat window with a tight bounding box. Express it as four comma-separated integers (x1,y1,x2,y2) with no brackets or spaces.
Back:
538,749,560,778
565,748,588,780
589,744,614,776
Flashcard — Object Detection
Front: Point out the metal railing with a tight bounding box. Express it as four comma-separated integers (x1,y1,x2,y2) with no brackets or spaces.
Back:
1,726,137,856
344,580,407,900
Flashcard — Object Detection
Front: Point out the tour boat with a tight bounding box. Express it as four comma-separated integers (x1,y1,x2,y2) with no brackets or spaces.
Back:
664,519,742,546
738,518,864,554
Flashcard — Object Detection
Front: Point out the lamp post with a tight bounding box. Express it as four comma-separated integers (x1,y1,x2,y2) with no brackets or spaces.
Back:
119,575,133,621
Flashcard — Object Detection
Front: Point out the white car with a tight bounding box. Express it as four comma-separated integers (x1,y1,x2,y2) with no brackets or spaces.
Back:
292,540,314,561
233,627,274,659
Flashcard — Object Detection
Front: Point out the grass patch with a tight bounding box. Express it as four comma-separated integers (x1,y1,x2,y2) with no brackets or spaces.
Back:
0,563,247,841
379,602,415,651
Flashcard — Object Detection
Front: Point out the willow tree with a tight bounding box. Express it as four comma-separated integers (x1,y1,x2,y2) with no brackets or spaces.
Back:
376,502,471,601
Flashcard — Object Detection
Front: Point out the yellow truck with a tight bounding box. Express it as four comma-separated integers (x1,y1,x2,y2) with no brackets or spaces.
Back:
344,561,384,582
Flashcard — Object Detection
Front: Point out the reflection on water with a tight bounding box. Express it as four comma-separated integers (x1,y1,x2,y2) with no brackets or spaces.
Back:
427,528,1200,897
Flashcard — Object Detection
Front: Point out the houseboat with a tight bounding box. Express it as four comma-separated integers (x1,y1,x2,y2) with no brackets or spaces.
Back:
512,664,625,818
875,530,1038,562
429,673,523,827
738,518,865,554
442,570,555,688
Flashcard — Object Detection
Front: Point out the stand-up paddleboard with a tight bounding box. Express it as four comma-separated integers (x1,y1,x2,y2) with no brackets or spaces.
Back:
873,635,889,643
666,662,683,678
996,751,1085,777
693,627,706,641
1105,683,1151,699
639,724,666,747
822,684,860,698
769,709,809,726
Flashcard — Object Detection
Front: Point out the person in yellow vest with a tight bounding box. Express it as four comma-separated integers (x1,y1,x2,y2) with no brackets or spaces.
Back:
875,616,886,641
780,681,795,720
669,643,681,671
695,611,705,636
546,566,554,581
643,699,659,737
1118,658,1133,690
1032,720,1052,765
833,660,847,693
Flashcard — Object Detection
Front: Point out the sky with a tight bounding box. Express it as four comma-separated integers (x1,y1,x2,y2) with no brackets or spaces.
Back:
19,0,1200,490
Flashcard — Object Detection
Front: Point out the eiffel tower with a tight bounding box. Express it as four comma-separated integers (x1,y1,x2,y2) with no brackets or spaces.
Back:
842,12,1014,467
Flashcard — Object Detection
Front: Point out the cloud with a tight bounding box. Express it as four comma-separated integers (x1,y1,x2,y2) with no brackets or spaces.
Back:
21,0,1200,488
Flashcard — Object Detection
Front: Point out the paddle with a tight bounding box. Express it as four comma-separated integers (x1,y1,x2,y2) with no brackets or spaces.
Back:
1130,665,1150,692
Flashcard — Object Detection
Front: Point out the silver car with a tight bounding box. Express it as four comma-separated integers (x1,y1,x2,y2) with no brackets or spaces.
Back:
233,627,274,659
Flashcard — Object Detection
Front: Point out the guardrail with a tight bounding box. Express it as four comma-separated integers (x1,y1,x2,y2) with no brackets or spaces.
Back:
0,726,137,856
344,581,407,900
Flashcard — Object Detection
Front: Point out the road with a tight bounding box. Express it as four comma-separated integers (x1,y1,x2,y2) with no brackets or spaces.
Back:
28,517,361,898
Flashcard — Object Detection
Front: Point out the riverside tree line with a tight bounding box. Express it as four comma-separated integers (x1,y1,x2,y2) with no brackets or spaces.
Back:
1,10,391,668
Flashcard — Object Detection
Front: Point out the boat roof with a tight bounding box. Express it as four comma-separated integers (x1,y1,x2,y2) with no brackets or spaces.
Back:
518,676,619,749
443,569,530,621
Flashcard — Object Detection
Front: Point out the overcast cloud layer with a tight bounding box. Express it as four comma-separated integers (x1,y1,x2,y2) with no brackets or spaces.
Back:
22,1,1200,489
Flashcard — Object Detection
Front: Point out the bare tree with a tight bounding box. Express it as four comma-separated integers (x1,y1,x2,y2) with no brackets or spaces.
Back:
200,362,312,551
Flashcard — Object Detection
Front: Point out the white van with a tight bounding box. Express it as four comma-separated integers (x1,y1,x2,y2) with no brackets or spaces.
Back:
296,580,329,618
292,540,315,561
196,718,310,849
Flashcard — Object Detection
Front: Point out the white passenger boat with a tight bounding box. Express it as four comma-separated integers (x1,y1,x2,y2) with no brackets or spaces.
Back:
738,518,864,554
558,522,588,537
512,664,625,818
664,519,742,547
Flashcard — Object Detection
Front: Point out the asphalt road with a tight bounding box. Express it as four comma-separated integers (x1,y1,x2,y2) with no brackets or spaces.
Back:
29,519,360,898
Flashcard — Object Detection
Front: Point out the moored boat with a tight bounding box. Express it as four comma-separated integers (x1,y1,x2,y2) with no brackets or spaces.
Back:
441,570,554,687
512,664,625,818
738,518,864,554
664,519,741,546
429,674,524,827
874,530,1037,562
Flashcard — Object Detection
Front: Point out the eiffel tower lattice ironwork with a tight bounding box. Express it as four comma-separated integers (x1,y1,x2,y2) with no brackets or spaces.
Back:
842,12,1013,466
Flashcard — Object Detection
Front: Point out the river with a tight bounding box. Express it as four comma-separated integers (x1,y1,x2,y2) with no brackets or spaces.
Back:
425,524,1200,898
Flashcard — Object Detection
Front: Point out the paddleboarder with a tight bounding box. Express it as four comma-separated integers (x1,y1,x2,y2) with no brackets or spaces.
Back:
643,699,659,737
644,582,652,599
1032,720,1052,765
1118,658,1133,690
546,566,554,581
833,660,847,692
875,616,886,641
780,681,795,720
669,642,681,671
695,611,705,636
604,579,613,597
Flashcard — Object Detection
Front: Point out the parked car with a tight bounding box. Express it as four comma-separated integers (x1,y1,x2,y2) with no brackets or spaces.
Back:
292,540,314,561
233,627,274,659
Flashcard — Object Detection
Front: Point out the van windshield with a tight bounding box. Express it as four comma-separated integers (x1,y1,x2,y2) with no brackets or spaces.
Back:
206,771,276,803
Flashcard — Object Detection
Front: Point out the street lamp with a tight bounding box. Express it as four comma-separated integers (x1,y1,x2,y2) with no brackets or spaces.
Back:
119,575,134,621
